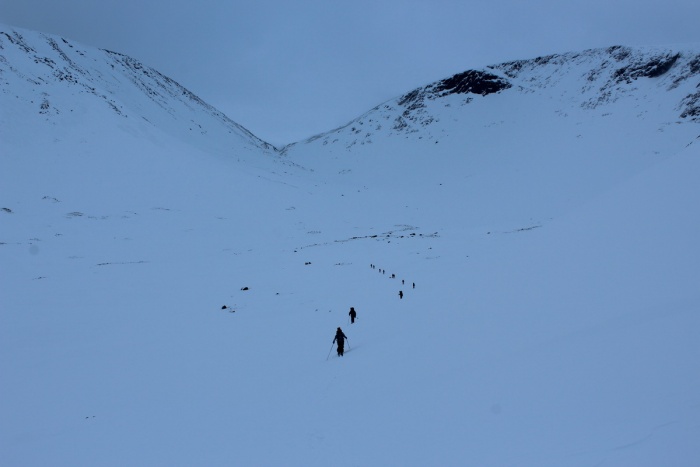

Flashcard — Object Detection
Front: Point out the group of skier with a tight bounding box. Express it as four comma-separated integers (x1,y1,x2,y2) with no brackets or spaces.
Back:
370,263,415,300
331,267,416,358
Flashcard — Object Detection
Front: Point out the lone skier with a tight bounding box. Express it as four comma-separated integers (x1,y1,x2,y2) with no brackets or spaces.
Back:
333,327,348,356
349,307,357,324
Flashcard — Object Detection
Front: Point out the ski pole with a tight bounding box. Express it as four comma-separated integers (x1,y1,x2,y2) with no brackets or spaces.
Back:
326,342,334,360
346,338,350,350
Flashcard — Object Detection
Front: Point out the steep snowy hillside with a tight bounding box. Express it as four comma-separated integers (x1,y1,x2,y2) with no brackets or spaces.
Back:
2,26,700,467
285,45,700,150
0,24,276,158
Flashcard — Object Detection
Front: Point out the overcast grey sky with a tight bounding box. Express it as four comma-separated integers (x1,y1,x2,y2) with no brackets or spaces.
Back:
2,0,699,146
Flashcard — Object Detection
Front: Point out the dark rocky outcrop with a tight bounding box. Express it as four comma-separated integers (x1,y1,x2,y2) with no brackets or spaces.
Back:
613,52,680,83
430,70,511,97
392,70,511,130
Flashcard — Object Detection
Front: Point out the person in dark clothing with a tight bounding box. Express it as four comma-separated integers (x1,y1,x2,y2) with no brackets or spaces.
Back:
333,327,348,356
349,307,357,324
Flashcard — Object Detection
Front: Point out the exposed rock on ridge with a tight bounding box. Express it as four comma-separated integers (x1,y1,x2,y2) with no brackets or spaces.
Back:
492,45,700,118
285,45,700,152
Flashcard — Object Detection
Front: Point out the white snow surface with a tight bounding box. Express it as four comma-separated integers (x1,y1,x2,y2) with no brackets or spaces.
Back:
2,25,700,466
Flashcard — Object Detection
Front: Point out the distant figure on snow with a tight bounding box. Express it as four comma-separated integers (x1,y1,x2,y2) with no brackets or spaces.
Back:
399,290,404,299
333,327,348,356
349,307,357,324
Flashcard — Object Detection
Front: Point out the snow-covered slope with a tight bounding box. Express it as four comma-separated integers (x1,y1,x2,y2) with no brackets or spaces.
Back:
285,45,699,150
282,45,700,242
0,24,276,157
2,25,700,466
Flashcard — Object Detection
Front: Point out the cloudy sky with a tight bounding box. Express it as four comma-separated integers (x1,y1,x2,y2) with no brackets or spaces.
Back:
2,0,699,146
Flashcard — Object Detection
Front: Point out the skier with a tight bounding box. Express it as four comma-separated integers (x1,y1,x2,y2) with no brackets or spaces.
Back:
349,307,357,324
333,327,348,356
399,290,403,299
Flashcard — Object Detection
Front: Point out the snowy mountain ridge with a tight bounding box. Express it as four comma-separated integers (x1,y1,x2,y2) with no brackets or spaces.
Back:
285,44,700,151
0,24,275,157
3,23,699,156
